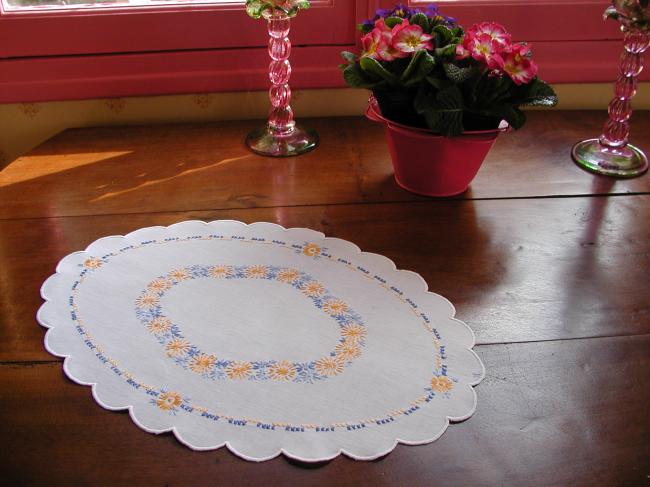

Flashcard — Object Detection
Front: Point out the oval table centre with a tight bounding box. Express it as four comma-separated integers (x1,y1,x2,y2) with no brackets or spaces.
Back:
38,220,484,462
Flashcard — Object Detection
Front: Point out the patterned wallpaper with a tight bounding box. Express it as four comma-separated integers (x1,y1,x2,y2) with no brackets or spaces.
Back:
1,84,649,167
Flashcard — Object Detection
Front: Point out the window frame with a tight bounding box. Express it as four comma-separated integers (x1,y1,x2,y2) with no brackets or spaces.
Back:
0,0,647,103
0,0,354,57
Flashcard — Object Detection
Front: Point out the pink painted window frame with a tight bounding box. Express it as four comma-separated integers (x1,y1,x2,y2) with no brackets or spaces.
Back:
0,0,355,57
0,0,647,103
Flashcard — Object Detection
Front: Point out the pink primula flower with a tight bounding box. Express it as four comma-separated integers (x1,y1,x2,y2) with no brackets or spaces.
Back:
392,20,434,54
465,33,505,70
377,35,409,61
455,43,470,60
503,43,538,85
373,18,409,61
361,28,383,60
469,22,511,47
374,18,392,33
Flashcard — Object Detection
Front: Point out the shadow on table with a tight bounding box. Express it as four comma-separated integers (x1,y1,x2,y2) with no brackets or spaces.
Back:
320,190,510,319
559,176,621,331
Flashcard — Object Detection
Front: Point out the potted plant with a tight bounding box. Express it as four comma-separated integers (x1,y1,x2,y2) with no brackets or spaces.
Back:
340,4,559,196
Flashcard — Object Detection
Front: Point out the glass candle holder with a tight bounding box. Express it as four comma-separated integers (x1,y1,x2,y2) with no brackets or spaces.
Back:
245,10,319,157
572,1,650,178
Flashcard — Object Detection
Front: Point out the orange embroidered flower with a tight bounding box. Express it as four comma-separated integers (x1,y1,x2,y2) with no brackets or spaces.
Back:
156,391,183,411
302,243,321,257
147,317,172,334
135,293,159,309
268,360,297,381
83,258,104,269
341,324,367,344
323,299,349,316
301,281,325,297
189,354,216,374
165,338,190,357
147,278,172,293
168,268,191,282
209,265,232,279
225,361,253,380
430,376,453,393
245,265,268,279
277,268,300,283
314,357,345,377
335,341,362,361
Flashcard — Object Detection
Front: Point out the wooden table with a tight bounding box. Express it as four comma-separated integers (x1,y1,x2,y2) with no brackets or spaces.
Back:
1,111,649,486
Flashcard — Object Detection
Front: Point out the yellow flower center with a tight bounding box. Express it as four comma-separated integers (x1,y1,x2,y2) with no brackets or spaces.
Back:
406,35,421,48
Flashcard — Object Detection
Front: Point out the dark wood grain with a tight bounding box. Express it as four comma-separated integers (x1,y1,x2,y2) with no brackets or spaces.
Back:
1,112,650,219
2,195,649,362
2,336,648,486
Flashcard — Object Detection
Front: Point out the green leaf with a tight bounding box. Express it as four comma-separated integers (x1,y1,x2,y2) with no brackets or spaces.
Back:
401,51,436,86
413,87,435,115
434,45,456,58
433,25,454,46
516,78,559,107
340,51,357,64
467,105,526,130
443,63,479,83
245,0,310,19
470,75,513,108
358,22,373,33
342,63,385,90
245,0,266,18
425,74,451,91
401,50,425,82
415,85,465,136
360,57,399,84
489,77,514,105
384,16,404,28
409,13,430,31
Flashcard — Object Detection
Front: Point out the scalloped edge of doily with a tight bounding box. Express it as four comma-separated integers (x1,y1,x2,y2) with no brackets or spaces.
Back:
37,219,485,463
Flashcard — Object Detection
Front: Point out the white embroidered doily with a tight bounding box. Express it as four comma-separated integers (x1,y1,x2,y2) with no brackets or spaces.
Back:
38,220,484,462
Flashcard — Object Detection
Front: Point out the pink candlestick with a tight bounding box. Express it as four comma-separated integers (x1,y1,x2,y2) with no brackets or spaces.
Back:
572,15,649,177
246,11,318,157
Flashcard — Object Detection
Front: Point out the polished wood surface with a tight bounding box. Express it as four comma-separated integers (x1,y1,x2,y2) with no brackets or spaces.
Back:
2,111,650,220
1,111,649,485
3,336,648,486
2,196,650,362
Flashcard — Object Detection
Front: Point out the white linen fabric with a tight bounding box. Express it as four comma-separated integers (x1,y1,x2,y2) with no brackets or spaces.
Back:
38,220,484,462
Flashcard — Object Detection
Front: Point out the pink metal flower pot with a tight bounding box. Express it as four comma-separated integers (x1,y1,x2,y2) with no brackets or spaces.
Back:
366,97,505,197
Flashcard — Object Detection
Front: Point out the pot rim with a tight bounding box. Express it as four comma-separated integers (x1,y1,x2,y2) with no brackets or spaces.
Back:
366,96,510,137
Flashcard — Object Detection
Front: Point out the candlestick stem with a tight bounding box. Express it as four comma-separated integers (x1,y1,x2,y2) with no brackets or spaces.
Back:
572,27,649,177
245,11,318,157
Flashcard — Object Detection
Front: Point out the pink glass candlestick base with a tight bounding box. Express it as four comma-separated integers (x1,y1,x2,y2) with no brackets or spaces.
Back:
246,11,318,157
572,28,649,178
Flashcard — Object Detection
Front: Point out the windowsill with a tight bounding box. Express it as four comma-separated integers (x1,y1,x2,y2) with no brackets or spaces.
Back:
1,84,650,168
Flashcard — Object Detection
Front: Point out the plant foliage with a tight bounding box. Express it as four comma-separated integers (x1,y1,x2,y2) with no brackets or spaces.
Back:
340,4,558,136
245,0,310,19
